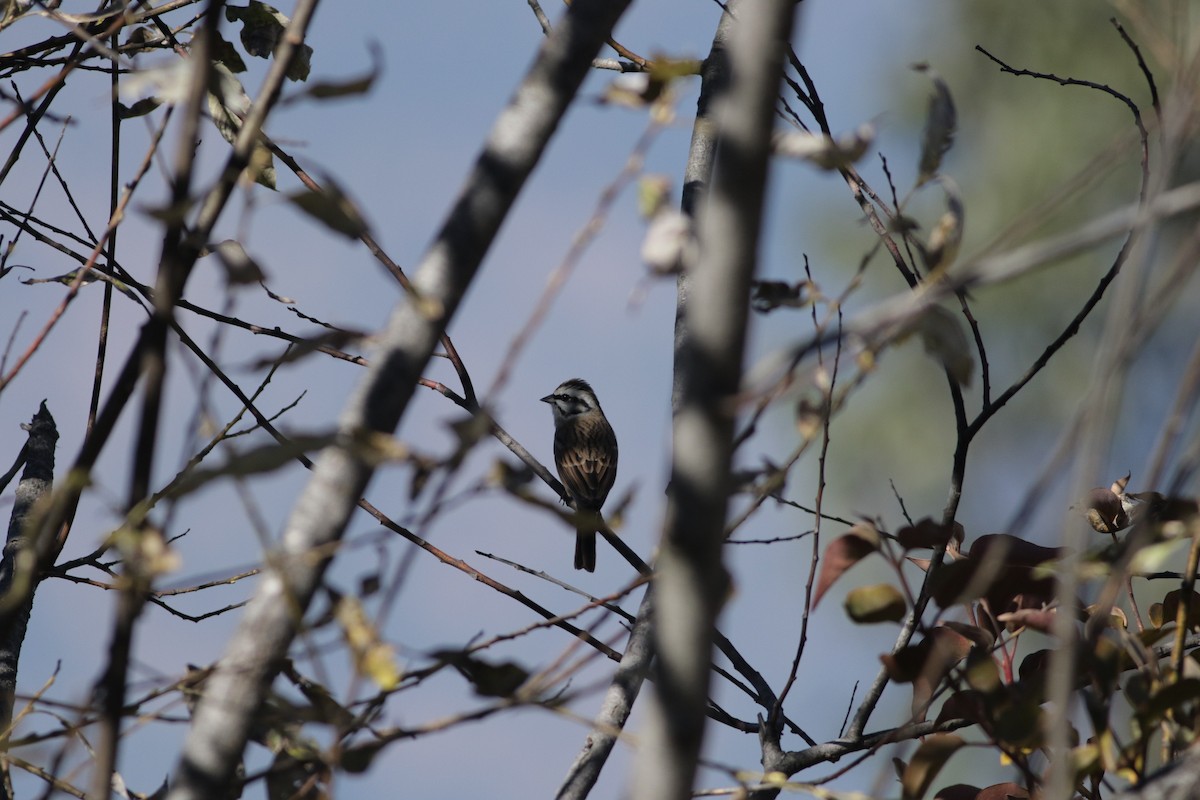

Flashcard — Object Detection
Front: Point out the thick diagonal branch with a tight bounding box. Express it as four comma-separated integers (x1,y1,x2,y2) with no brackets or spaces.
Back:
631,2,797,799
164,3,631,798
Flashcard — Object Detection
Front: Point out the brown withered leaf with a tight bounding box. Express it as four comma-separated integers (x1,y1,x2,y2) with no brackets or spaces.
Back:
968,534,1060,617
934,785,981,800
929,558,986,607
930,534,1059,610
912,627,973,718
907,555,933,572
882,640,932,684
940,620,995,651
1161,589,1200,631
1082,487,1128,533
813,524,880,608
936,689,989,726
885,627,973,720
976,783,1029,800
996,607,1057,634
1017,649,1052,689
901,734,965,800
1084,603,1127,630
968,533,1062,566
913,63,957,186
897,517,965,550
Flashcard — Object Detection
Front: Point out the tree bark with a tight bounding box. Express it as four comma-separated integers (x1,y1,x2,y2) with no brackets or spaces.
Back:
165,2,632,798
631,2,798,798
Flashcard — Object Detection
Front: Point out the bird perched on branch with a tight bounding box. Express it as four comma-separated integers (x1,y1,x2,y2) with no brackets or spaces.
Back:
541,379,618,572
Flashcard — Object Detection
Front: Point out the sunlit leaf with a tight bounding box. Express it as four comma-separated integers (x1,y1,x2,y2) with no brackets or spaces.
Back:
641,209,694,276
637,174,673,219
772,123,874,170
118,58,194,107
844,583,907,623
965,650,1001,693
336,596,401,690
1131,538,1189,574
918,178,964,277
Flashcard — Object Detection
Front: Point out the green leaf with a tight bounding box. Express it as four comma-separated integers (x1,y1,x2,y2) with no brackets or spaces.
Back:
844,583,907,623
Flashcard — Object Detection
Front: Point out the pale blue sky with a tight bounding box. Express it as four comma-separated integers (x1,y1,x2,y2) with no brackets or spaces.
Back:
1,2,1188,798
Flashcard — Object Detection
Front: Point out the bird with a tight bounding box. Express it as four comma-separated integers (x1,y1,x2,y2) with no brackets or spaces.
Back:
540,379,618,572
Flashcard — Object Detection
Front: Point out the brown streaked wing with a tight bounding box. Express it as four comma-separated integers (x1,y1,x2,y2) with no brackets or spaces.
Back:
554,412,618,510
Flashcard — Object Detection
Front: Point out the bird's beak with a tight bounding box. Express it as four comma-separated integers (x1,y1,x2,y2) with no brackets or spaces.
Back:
539,394,554,404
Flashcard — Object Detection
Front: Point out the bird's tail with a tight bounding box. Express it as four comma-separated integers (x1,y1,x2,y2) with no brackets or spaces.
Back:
574,529,596,572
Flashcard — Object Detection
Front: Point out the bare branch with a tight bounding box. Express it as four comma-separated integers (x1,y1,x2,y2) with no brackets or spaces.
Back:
165,2,633,796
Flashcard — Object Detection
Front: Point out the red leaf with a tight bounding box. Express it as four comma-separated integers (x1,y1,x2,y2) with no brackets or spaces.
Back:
995,607,1057,633
976,783,1029,800
941,620,996,651
813,524,879,608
